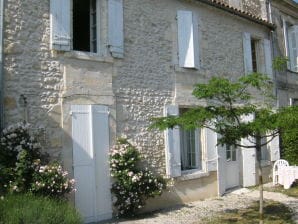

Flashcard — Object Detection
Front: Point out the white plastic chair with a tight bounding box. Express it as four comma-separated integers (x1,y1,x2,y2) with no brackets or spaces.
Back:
273,159,289,185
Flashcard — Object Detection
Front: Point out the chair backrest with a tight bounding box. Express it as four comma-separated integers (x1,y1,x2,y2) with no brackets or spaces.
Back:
273,159,289,171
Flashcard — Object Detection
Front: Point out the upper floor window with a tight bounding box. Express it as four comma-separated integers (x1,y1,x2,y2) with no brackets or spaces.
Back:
243,32,272,77
251,38,259,73
50,0,124,58
73,0,99,53
287,26,298,72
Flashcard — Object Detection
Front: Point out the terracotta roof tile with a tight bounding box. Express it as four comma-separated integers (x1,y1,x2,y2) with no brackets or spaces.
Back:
196,0,276,29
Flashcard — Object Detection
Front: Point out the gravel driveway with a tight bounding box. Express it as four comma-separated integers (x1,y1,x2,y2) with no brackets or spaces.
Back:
101,186,298,224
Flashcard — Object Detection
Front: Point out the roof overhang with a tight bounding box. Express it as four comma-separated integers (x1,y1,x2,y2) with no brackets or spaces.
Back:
195,0,276,30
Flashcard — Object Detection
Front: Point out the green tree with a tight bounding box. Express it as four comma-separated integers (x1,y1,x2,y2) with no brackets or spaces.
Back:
278,105,298,165
151,73,287,224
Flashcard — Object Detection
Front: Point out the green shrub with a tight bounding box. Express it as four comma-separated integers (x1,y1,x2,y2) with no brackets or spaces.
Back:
0,193,82,224
278,106,298,165
110,138,165,217
0,122,74,198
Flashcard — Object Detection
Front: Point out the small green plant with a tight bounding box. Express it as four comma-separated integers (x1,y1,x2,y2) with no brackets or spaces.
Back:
0,193,82,224
272,56,288,71
110,138,165,217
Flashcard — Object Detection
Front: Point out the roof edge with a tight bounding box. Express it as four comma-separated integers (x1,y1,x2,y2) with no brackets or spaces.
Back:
195,0,276,30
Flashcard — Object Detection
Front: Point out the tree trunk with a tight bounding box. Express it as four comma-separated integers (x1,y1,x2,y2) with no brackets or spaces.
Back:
257,159,264,224
256,136,264,224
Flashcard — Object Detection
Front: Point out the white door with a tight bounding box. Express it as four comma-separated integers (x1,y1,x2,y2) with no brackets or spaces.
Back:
225,145,240,189
72,105,112,223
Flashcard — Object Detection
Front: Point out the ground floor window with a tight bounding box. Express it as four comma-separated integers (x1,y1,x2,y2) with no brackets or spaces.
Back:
179,109,202,171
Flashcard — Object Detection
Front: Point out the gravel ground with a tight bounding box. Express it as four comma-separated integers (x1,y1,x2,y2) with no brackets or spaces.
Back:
101,185,298,224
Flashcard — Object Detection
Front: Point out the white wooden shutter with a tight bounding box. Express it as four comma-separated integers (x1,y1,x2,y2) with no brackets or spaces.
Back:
108,0,124,58
164,105,181,177
217,141,226,196
264,39,273,78
243,32,253,74
206,128,218,171
91,105,112,221
177,10,199,69
72,105,112,223
72,105,96,223
282,19,290,69
0,0,3,63
241,114,256,187
288,26,298,72
269,135,280,161
50,0,71,51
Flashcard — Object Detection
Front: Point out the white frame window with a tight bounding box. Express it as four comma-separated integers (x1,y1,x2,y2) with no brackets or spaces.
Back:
283,21,298,72
180,128,202,171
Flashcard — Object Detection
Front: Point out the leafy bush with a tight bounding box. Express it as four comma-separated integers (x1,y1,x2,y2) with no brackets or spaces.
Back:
278,106,298,165
110,138,165,217
0,122,74,198
0,193,82,224
0,122,43,193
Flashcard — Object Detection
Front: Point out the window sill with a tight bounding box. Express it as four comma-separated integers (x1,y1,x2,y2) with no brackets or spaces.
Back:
261,160,271,167
64,51,114,63
177,169,209,181
287,69,298,74
173,64,200,73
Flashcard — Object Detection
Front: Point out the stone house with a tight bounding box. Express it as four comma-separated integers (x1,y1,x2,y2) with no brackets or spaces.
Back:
0,0,286,223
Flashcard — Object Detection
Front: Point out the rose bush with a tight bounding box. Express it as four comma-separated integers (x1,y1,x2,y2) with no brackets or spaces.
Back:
110,138,165,217
0,122,74,198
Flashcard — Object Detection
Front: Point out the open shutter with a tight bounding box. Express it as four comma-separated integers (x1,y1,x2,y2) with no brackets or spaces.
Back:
91,105,112,221
241,114,256,187
164,105,181,177
288,26,298,72
217,139,226,196
243,32,253,74
50,0,71,51
269,135,280,161
0,0,3,63
282,19,290,69
72,105,96,223
177,10,199,69
206,128,218,171
108,0,124,58
264,39,273,79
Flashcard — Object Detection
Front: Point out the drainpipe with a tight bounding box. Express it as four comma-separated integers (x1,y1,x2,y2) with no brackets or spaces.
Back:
267,0,279,102
0,0,4,129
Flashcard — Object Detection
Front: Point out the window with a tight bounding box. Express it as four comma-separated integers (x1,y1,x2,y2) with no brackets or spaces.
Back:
261,137,270,161
243,33,272,77
73,0,99,53
290,98,298,106
179,109,202,171
284,22,298,72
251,39,259,73
226,145,236,162
50,0,124,58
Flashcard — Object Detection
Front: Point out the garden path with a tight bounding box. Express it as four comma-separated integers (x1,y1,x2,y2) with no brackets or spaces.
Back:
101,185,298,224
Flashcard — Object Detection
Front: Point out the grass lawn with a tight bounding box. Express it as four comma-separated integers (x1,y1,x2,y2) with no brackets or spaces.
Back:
264,182,298,198
200,200,295,224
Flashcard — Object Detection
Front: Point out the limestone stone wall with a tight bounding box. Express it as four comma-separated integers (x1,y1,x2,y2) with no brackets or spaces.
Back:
3,0,63,158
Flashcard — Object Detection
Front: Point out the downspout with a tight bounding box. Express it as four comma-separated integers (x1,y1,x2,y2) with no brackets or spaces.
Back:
0,0,4,129
267,0,278,102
